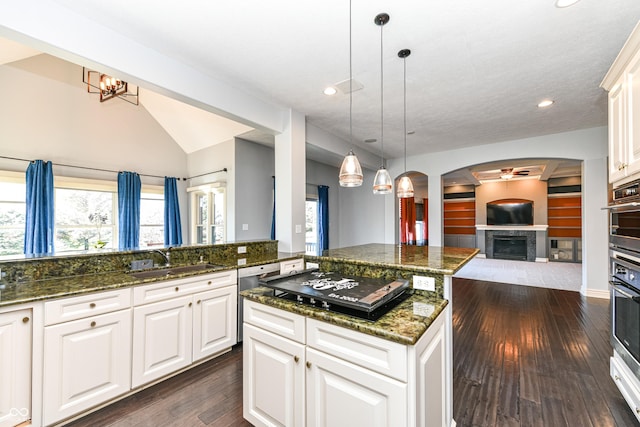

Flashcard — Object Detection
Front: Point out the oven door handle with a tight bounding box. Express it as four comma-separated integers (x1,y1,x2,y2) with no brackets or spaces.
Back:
602,202,640,210
610,281,640,300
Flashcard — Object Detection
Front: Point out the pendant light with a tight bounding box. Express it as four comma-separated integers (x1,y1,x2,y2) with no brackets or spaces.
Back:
338,0,363,187
397,48,415,199
372,13,393,195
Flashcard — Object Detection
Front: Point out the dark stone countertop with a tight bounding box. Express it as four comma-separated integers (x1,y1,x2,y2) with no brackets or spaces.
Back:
241,287,448,346
0,252,303,308
306,243,479,275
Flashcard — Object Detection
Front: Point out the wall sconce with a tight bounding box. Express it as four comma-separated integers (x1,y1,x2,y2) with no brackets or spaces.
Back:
83,67,139,105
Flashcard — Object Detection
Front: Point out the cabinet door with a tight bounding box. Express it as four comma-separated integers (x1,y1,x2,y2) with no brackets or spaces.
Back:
0,309,31,427
192,285,237,362
415,312,446,427
132,296,192,388
42,309,131,426
243,323,305,427
626,50,640,178
609,77,628,183
306,347,407,427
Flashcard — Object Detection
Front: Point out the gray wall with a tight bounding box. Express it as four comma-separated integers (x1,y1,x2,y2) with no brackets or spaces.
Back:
306,160,340,250
235,138,275,241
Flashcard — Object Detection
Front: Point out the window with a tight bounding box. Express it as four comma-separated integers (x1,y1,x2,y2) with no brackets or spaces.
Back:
305,199,318,255
0,172,165,255
188,183,225,244
0,177,26,256
55,188,116,251
140,192,164,248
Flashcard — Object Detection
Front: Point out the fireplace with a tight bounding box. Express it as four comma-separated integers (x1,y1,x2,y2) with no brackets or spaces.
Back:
481,228,540,262
493,236,527,261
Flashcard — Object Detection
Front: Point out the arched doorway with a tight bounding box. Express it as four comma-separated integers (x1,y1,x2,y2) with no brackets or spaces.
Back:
395,172,428,245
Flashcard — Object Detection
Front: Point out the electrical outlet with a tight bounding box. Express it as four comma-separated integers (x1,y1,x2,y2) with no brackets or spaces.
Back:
237,258,247,266
413,302,435,317
238,246,247,254
295,224,302,233
413,275,435,291
242,224,249,231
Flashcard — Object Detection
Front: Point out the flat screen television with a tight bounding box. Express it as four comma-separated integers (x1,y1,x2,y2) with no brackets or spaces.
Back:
487,202,533,226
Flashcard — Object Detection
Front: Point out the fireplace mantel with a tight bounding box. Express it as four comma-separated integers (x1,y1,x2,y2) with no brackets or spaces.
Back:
476,225,548,231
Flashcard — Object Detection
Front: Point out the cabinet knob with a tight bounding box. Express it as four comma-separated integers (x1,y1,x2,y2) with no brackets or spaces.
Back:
22,317,29,323
208,281,212,285
175,287,179,292
188,302,193,307
306,361,311,369
294,356,299,363
89,303,96,309
90,321,96,327
197,300,201,304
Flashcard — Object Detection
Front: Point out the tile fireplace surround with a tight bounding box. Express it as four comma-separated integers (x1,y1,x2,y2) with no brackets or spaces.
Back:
475,225,549,262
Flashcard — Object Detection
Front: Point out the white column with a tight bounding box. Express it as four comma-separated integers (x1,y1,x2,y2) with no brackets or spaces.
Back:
582,157,609,298
428,177,444,246
275,110,306,253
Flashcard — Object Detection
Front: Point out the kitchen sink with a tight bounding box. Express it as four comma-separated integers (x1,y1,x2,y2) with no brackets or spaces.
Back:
129,263,224,279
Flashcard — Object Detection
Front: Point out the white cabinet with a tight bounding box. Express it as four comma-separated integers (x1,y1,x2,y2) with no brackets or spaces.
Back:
280,258,304,275
0,308,32,427
611,352,640,424
132,271,237,388
306,347,407,427
193,285,237,362
42,289,132,426
243,299,449,427
132,295,192,388
243,323,305,427
602,23,640,184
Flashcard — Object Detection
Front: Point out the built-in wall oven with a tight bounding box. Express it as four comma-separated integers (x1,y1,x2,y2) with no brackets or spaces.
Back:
608,179,640,415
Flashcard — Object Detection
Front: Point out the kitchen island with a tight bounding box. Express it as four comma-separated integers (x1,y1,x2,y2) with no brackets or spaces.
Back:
241,243,478,427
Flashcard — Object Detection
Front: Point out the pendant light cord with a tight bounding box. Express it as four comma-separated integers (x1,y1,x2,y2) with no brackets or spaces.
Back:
379,18,384,167
349,0,353,149
403,54,407,173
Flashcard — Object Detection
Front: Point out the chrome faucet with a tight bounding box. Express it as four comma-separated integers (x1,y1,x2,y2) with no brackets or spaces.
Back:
153,248,171,267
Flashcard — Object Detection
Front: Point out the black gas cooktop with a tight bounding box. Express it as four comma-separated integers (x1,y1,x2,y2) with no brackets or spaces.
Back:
258,269,410,321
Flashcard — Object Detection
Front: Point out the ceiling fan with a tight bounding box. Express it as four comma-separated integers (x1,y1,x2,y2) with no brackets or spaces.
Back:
500,168,530,179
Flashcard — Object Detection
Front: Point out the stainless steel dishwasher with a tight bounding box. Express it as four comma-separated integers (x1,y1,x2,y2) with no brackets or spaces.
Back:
237,262,280,342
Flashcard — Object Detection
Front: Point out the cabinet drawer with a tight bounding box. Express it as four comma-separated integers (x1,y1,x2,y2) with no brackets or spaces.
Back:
611,355,640,423
280,258,304,275
244,299,305,344
45,288,131,326
307,318,407,382
133,270,237,306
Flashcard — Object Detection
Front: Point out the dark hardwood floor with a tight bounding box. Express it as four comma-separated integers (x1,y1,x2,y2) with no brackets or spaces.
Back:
65,278,638,426
453,278,638,427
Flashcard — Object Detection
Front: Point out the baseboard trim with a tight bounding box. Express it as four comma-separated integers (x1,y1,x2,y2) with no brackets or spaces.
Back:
535,257,548,263
475,253,486,259
583,288,610,299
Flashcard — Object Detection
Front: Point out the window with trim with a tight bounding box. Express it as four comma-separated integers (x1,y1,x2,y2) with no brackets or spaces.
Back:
188,183,225,244
0,174,26,256
0,172,165,255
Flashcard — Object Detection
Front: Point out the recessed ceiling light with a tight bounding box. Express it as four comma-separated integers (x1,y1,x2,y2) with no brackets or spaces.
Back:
323,87,337,96
537,99,554,108
555,0,580,8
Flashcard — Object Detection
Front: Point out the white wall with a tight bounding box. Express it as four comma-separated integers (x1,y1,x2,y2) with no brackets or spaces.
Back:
0,54,191,242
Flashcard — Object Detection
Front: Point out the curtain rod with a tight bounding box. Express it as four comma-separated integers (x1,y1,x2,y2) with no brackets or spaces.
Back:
0,155,226,181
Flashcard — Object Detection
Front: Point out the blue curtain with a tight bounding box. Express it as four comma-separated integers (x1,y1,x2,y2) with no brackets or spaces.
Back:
24,160,54,255
118,171,141,250
317,185,329,255
164,177,183,246
271,176,276,240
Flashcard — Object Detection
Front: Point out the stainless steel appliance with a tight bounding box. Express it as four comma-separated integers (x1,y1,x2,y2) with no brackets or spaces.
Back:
608,179,640,386
610,250,640,379
237,262,280,341
259,269,410,321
